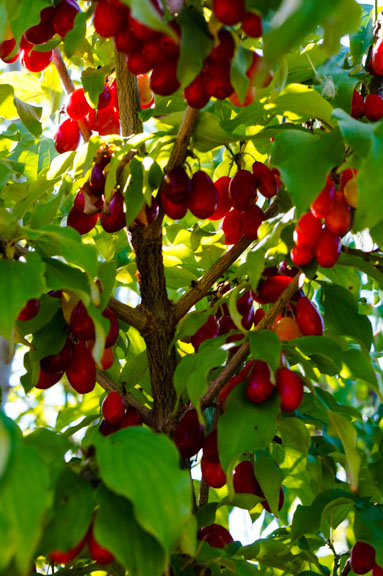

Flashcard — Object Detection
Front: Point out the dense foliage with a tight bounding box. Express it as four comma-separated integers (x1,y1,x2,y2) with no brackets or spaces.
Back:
1,0,383,575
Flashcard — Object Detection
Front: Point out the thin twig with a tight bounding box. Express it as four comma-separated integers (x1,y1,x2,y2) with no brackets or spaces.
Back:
342,245,383,267
166,106,200,171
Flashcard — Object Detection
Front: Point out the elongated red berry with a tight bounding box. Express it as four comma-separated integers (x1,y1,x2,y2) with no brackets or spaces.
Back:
252,162,278,198
371,38,383,75
161,166,191,204
324,191,352,236
290,244,314,267
41,338,74,373
54,119,81,154
150,61,180,96
276,368,304,412
188,171,218,219
159,189,188,219
233,461,261,495
21,48,53,72
173,409,204,458
199,524,233,548
191,315,219,351
120,406,142,428
222,210,244,244
50,534,87,564
53,0,80,38
246,360,274,404
66,340,96,394
201,456,226,488
294,212,322,247
184,73,210,109
70,301,95,340
351,89,365,119
364,94,383,121
102,391,125,425
103,307,119,348
255,275,292,304
296,297,324,336
209,177,232,221
0,38,20,63
315,228,341,268
212,0,245,25
100,190,126,233
93,0,126,37
350,542,376,575
66,88,92,120
36,369,64,390
310,177,336,218
229,170,257,211
88,527,115,565
18,298,40,321
242,11,262,37
242,204,264,239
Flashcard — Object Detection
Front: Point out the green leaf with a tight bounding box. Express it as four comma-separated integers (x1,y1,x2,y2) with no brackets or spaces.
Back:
81,67,106,108
177,7,213,88
125,156,145,227
64,10,87,58
95,427,195,556
327,411,361,492
354,506,383,566
248,331,282,373
95,486,166,576
218,382,280,470
124,0,175,37
290,336,343,375
332,108,374,158
272,128,345,216
14,97,42,137
6,0,50,40
230,45,252,104
0,253,46,340
321,284,373,350
342,348,378,387
279,417,311,454
0,84,18,119
254,450,283,516
246,249,266,293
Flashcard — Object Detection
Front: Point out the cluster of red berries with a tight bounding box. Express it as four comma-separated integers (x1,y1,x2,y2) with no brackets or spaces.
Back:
351,89,383,122
350,541,383,576
0,0,79,71
18,293,119,395
93,0,269,109
50,517,114,566
291,169,357,269
99,391,142,436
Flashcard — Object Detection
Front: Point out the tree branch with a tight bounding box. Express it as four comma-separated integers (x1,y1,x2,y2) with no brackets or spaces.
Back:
114,50,142,136
342,245,383,268
166,106,200,171
96,369,152,426
107,296,149,333
200,272,303,409
174,200,280,324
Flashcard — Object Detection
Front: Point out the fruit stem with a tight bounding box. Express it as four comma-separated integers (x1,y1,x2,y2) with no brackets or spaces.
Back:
114,50,142,136
52,48,92,143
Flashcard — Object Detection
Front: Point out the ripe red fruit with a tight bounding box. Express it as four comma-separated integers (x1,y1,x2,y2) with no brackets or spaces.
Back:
101,347,114,370
203,429,219,462
255,275,293,304
88,527,115,565
41,338,74,373
204,62,234,100
24,7,55,45
159,189,188,220
242,11,262,38
364,94,383,121
128,14,158,41
290,244,315,267
310,177,336,218
66,88,92,120
126,51,152,75
150,61,180,96
229,170,257,211
21,48,53,72
273,317,300,341
99,418,120,436
97,85,112,110
373,565,383,576
351,89,365,119
0,38,20,63
371,38,383,75
233,461,260,494
161,166,191,204
252,162,278,198
188,171,218,219
184,74,210,109
324,191,352,235
222,209,244,244
209,177,232,220
93,0,126,37
90,163,106,196
54,119,80,154
295,297,324,336
70,301,95,340
208,29,235,63
120,406,142,428
246,360,274,404
242,204,264,240
212,0,245,25
52,0,80,38
350,542,376,575
293,212,322,247
137,74,154,108
99,113,120,136
18,298,40,321
102,391,125,425
66,340,96,394
87,105,115,131
236,290,253,316
191,315,219,351
103,307,119,348
67,197,99,235
201,456,226,488
199,524,233,548
173,409,204,458
315,228,341,268
115,28,142,55
276,368,304,412
50,534,87,564
36,369,64,390
100,190,126,233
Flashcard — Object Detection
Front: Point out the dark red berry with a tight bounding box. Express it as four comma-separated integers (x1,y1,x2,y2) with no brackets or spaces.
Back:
242,204,264,239
126,51,152,75
150,61,180,96
0,38,20,63
99,419,120,436
208,29,235,63
159,189,188,220
351,89,365,119
190,315,219,351
161,166,191,204
246,360,274,404
54,119,81,154
21,48,53,72
173,409,204,458
204,62,233,100
88,527,115,565
188,171,218,219
242,11,262,38
66,88,92,120
212,0,245,25
53,0,80,38
371,38,383,75
209,177,232,221
66,340,96,394
87,105,115,131
276,368,304,412
25,7,55,45
114,28,142,55
203,429,219,462
310,177,336,218
222,209,244,245
229,170,257,211
103,307,119,348
100,190,126,233
315,228,341,268
290,244,315,267
128,14,158,41
184,74,210,109
102,391,125,425
67,195,99,235
295,297,324,336
36,369,64,390
364,94,383,121
40,338,74,373
252,162,278,198
199,524,233,548
50,535,87,564
18,298,40,321
233,461,260,495
255,275,293,304
293,212,323,247
70,301,95,340
201,456,226,488
93,0,126,37
120,406,142,428
324,190,352,235
262,487,284,513
350,542,376,575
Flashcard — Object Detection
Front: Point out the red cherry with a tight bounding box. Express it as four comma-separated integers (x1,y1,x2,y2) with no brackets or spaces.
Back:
222,210,244,244
101,307,119,348
173,409,204,458
246,360,274,404
21,48,53,72
229,170,257,211
372,565,383,576
54,119,80,154
36,369,64,390
150,61,180,96
310,177,336,218
88,527,115,565
252,162,278,198
293,212,323,247
0,38,20,63
100,190,126,233
137,74,154,108
99,418,120,436
161,166,191,204
236,290,253,316
217,314,237,335
290,244,315,267
350,542,376,575
114,28,142,55
295,297,324,336
90,163,106,196
315,228,341,268
126,51,152,75
87,104,115,131
53,0,80,38
142,35,166,67
66,340,96,394
158,31,180,60
188,171,218,219
18,298,40,321
208,29,235,63
159,189,188,220
364,94,383,121
93,0,127,37
184,74,210,109
209,177,232,220
255,275,293,304
201,456,226,488
70,301,95,340
101,347,114,370
212,0,245,25
276,368,304,412
24,7,56,45
202,429,219,462
199,524,233,548
203,62,233,100
128,14,158,41
371,38,383,75
97,85,112,110
67,198,99,236
50,535,87,564
66,88,92,120
102,391,125,425
190,315,219,351
40,338,74,373
324,191,352,235
351,89,365,119
242,11,262,38
120,406,142,428
233,460,261,495
242,204,264,240
254,308,265,326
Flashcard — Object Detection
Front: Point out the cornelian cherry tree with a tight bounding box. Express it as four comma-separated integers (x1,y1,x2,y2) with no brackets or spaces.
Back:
1,0,383,574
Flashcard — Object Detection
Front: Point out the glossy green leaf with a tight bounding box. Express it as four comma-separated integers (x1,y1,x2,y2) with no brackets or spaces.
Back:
327,411,361,492
254,450,283,516
354,505,383,566
248,330,282,373
81,67,107,108
64,10,87,58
